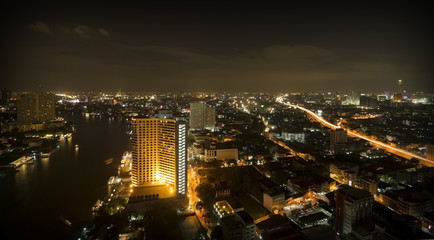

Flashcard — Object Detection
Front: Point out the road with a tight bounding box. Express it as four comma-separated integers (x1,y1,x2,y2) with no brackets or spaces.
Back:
276,97,434,167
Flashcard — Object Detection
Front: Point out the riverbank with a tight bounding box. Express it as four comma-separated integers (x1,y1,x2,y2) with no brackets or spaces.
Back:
0,115,130,239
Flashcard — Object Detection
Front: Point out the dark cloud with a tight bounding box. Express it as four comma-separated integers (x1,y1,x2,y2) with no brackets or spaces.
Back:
28,21,52,34
2,2,433,92
28,21,110,39
71,25,93,38
7,42,413,92
98,28,109,37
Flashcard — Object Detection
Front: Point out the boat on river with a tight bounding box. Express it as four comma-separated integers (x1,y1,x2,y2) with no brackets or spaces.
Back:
105,158,113,165
59,216,72,228
92,199,103,212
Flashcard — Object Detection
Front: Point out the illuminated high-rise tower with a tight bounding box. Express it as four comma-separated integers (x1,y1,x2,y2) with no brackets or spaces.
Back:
131,117,187,196
398,79,403,93
394,80,403,103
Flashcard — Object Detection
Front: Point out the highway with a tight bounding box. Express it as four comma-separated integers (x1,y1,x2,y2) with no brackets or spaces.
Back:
276,97,434,167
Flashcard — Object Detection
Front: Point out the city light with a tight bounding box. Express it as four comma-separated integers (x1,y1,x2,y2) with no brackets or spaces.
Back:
2,3,432,238
277,97,434,166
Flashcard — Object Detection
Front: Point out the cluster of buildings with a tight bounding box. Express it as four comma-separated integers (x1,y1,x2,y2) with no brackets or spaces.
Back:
2,90,433,239
1,92,65,133
0,92,69,171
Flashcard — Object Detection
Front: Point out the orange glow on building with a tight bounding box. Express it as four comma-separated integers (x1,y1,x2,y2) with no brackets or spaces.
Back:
131,117,187,195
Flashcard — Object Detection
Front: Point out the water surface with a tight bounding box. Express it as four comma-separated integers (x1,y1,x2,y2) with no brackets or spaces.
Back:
0,115,130,239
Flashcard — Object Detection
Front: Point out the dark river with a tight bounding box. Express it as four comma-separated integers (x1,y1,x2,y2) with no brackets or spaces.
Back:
0,114,130,239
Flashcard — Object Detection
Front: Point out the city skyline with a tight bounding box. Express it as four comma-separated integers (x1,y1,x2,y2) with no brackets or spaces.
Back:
1,2,433,92
1,2,434,239
1,90,434,239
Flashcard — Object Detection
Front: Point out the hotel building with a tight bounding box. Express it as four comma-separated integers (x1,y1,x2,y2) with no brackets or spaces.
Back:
131,117,187,198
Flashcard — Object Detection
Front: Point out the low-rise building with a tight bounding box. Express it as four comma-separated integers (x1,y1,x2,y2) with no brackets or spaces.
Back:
220,214,244,240
380,190,434,217
236,211,255,240
220,210,256,240
214,200,235,218
281,132,305,143
330,163,358,186
255,214,299,240
288,176,336,194
359,176,378,196
422,211,434,235
214,181,231,198
263,189,285,213
204,148,238,162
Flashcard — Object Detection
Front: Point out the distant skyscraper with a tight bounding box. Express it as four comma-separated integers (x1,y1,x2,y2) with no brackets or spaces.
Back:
330,128,348,154
131,117,187,196
17,92,56,124
189,101,215,130
393,93,402,103
359,95,378,107
377,95,387,102
398,79,403,92
189,102,204,129
1,89,11,106
335,185,373,236
394,80,403,103
359,95,370,106
204,106,216,129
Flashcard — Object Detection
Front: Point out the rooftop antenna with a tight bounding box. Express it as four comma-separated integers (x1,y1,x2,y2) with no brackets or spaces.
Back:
398,80,403,93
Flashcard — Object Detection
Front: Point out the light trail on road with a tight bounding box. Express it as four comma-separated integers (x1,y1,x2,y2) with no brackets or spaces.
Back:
276,97,434,166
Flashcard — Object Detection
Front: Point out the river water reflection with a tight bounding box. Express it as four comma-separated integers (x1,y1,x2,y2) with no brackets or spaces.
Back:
0,114,130,239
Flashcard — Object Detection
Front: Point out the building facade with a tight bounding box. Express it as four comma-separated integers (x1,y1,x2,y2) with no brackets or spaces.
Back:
189,101,215,130
263,189,285,212
379,190,434,218
17,92,56,124
281,132,305,143
335,185,373,236
359,176,378,196
176,119,187,195
204,148,238,162
131,117,187,196
330,164,358,186
427,144,434,161
330,128,348,154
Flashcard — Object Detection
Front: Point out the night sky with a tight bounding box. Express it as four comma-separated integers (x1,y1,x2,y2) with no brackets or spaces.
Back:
1,2,433,92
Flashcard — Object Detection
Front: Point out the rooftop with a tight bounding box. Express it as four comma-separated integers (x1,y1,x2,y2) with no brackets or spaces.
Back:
298,212,328,225
256,214,291,231
216,196,243,210
265,188,285,197
215,201,235,217
131,183,176,199
337,184,372,201
301,225,336,240
424,211,434,221
236,210,254,225
220,214,243,230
